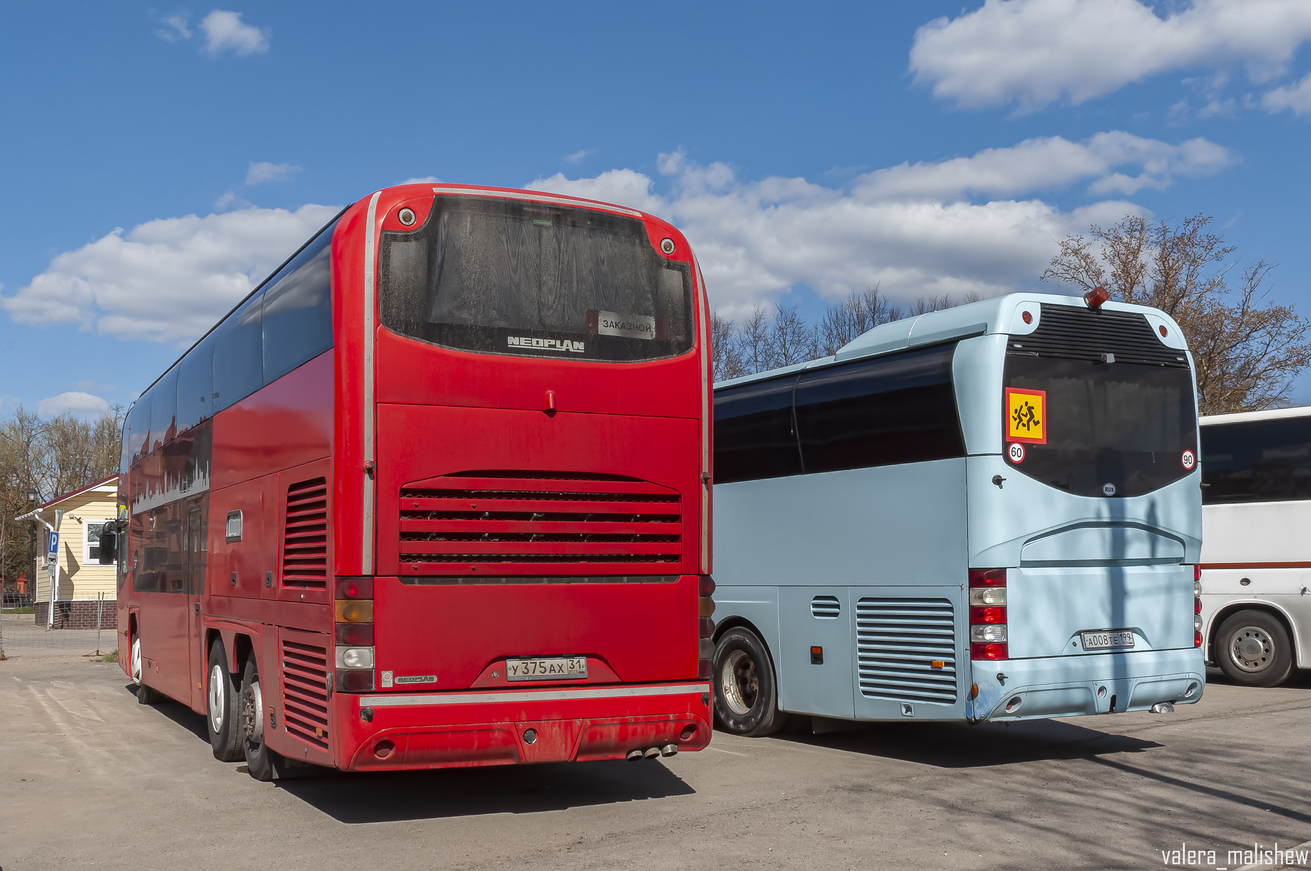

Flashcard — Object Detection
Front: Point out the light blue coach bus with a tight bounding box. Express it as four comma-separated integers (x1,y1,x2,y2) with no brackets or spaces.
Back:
710,292,1205,734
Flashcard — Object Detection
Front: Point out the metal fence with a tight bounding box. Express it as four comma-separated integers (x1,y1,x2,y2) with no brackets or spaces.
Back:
1,592,114,656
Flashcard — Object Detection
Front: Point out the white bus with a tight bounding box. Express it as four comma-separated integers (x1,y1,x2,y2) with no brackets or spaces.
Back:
1198,406,1311,687
710,291,1205,734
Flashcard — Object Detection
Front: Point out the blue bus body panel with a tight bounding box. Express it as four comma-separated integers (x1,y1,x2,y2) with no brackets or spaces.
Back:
712,293,1205,724
713,459,969,721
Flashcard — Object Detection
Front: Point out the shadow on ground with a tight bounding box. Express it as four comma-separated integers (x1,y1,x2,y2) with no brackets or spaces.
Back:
128,684,695,824
776,715,1160,768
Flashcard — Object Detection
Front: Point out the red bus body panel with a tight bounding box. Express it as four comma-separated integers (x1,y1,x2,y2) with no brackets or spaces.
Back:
118,184,713,771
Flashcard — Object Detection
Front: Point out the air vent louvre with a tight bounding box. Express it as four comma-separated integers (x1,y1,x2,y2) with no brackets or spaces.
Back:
281,638,329,751
811,595,841,619
398,471,682,576
1011,306,1187,368
856,598,958,704
282,477,328,589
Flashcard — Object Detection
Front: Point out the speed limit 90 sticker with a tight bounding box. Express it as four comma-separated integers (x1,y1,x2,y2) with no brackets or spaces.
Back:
1182,449,1196,470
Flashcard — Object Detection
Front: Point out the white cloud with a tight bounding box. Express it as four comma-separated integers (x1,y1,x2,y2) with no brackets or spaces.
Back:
910,0,1311,111
529,133,1226,316
1,204,340,344
1263,73,1311,114
859,132,1232,200
38,392,111,420
201,10,270,57
245,162,300,185
563,150,593,165
401,176,441,184
156,14,192,43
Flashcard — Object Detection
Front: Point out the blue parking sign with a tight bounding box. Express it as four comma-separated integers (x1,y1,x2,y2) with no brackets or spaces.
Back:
47,530,59,557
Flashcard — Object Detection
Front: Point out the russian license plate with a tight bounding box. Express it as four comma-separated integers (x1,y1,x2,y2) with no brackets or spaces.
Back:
1080,629,1136,650
505,656,588,681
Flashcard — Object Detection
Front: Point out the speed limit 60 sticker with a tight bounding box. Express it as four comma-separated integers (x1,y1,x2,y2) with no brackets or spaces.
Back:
1008,442,1025,463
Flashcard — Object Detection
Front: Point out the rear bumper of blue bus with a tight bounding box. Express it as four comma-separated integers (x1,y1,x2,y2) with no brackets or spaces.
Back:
966,648,1205,722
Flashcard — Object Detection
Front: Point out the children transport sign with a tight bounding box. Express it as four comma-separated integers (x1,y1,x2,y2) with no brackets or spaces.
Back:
1005,387,1047,445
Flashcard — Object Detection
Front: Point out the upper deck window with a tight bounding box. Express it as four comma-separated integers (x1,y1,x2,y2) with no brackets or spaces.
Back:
379,196,694,362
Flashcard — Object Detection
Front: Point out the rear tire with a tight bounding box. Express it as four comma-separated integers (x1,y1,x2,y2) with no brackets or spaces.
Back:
1215,610,1294,688
207,641,243,762
131,634,163,705
712,627,788,736
240,657,285,781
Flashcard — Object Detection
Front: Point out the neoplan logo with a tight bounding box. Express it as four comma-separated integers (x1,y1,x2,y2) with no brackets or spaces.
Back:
507,337,585,353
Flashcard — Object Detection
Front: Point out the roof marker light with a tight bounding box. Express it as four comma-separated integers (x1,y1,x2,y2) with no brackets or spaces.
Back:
1084,286,1110,310
1021,310,1032,324
1159,325,1168,337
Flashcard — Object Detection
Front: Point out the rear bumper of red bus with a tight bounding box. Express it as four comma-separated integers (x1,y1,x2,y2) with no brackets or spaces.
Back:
334,681,711,771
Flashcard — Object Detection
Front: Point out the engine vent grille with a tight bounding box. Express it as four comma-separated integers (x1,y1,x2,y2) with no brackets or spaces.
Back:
1009,305,1188,368
398,471,682,576
856,598,958,704
811,595,841,619
282,477,328,589
280,638,329,751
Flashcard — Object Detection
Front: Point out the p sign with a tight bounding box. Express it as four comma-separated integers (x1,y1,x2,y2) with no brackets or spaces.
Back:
47,530,59,564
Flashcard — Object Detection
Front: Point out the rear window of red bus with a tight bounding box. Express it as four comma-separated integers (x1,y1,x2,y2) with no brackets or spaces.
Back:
379,195,694,362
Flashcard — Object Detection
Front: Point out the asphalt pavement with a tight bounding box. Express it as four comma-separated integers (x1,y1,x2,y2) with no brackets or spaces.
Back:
1,648,1309,870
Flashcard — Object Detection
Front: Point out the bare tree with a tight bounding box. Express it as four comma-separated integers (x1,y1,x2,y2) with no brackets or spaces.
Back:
817,286,902,357
738,306,777,375
0,405,123,586
770,304,818,367
710,311,748,383
1042,213,1311,413
910,292,980,316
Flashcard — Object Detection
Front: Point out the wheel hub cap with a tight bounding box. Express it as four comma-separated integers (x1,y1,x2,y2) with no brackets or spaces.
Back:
208,664,225,732
720,650,759,715
1231,627,1273,672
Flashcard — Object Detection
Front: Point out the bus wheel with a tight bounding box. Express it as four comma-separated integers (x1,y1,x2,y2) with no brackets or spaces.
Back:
1216,610,1294,688
131,634,162,705
713,628,788,737
239,657,285,781
207,642,243,762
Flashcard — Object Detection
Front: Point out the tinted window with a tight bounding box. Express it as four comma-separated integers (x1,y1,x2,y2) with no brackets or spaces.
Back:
213,292,263,411
380,195,693,362
713,376,802,484
125,401,148,465
176,334,214,434
1201,417,1311,504
1004,355,1196,498
794,345,964,474
263,225,335,381
147,368,178,451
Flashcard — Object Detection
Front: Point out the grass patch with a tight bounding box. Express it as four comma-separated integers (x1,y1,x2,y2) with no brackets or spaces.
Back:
102,649,119,663
2,607,35,615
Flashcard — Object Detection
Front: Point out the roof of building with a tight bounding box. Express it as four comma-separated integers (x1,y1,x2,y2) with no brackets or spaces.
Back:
38,474,119,510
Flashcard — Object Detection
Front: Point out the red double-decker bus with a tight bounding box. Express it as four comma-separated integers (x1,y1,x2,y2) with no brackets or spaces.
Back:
106,184,715,780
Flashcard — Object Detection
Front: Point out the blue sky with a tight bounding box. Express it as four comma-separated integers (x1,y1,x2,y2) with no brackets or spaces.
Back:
2,0,1310,417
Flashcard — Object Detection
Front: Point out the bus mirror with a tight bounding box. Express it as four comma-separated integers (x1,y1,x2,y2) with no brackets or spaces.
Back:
98,524,117,564
98,520,121,565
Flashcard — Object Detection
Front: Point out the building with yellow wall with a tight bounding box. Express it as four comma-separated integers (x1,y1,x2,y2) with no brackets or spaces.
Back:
23,475,119,629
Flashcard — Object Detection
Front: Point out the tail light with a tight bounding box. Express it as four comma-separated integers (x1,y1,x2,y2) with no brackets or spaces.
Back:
698,576,716,679
335,576,375,693
1193,565,1203,648
970,568,1008,661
